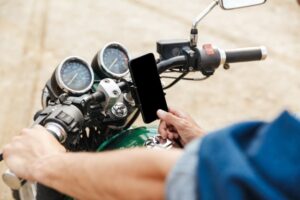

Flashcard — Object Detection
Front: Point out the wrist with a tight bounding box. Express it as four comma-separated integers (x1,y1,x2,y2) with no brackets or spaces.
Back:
32,152,66,184
184,128,206,145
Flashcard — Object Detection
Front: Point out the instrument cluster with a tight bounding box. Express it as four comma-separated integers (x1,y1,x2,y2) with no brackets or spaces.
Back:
43,42,130,105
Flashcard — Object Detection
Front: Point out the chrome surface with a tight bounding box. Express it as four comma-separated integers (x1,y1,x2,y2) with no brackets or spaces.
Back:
98,42,130,78
124,92,135,106
191,0,219,46
144,135,173,149
2,169,22,190
41,87,50,109
261,46,268,60
111,102,128,118
45,122,67,143
192,0,219,29
218,48,227,66
19,182,36,200
219,0,266,10
55,56,94,94
97,78,121,110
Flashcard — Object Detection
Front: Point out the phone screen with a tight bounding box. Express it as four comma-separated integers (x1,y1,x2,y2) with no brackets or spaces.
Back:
129,53,168,123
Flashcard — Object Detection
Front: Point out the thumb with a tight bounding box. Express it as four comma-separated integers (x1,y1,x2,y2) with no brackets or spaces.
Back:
157,109,180,126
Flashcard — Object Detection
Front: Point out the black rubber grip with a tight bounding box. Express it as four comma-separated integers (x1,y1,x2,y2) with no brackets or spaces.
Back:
225,47,266,63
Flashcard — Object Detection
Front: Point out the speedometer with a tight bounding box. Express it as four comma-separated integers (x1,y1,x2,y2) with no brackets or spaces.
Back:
53,56,94,95
92,42,130,78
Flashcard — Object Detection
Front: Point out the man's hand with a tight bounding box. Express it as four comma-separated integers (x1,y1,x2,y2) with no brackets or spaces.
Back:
3,125,66,181
157,107,205,147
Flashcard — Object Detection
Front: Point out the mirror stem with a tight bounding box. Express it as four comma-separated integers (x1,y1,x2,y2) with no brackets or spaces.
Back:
190,0,219,47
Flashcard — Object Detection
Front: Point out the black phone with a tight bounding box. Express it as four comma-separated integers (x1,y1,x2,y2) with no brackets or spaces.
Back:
129,53,168,123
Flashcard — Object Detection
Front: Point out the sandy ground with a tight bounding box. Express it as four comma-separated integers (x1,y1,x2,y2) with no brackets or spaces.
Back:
0,0,299,199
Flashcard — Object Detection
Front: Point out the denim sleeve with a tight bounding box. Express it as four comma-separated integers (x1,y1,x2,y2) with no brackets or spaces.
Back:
166,138,202,200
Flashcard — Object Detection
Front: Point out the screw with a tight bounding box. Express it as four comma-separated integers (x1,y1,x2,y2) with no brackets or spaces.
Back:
189,51,194,57
104,79,110,83
223,63,230,70
113,90,119,95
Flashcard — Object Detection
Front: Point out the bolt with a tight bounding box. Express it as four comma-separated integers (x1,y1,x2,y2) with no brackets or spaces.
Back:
113,90,119,95
189,51,194,57
223,63,230,70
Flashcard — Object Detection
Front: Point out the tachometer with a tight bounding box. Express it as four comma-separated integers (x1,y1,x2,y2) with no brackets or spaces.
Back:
53,56,94,95
92,42,130,78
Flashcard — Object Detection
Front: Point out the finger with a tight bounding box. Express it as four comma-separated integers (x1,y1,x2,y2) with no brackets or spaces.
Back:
167,125,177,133
157,110,181,127
33,124,45,131
166,128,179,140
173,133,179,139
167,132,174,140
12,136,23,142
2,144,11,159
158,120,168,139
20,128,31,135
168,107,186,118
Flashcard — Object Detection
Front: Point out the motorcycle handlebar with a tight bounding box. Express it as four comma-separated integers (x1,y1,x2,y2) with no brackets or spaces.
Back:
157,55,187,74
156,46,267,74
224,46,267,63
0,80,129,188
0,81,128,163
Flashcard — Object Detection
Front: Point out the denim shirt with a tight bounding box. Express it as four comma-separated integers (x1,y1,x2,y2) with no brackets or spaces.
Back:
166,111,300,200
166,138,202,200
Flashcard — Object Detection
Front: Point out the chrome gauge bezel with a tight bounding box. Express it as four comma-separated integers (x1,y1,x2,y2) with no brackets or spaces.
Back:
98,42,130,78
41,87,50,109
55,56,94,94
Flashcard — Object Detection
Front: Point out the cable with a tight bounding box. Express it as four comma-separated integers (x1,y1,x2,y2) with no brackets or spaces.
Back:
163,72,188,90
160,75,183,79
181,76,209,81
161,75,209,81
162,70,182,73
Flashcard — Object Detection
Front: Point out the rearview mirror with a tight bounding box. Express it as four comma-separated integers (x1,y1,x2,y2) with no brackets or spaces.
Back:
219,0,266,10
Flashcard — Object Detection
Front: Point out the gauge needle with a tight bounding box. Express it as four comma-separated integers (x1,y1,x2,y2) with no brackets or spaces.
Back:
68,73,78,85
109,58,118,69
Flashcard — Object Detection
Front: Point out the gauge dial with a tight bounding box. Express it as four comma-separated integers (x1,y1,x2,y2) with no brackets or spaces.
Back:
55,57,94,94
92,42,130,78
102,46,129,76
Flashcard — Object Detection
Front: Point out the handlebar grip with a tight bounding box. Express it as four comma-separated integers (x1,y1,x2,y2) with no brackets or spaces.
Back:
0,123,65,163
1,124,66,189
225,46,267,63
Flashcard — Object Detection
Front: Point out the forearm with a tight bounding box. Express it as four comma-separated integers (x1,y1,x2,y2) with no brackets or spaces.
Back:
33,148,182,200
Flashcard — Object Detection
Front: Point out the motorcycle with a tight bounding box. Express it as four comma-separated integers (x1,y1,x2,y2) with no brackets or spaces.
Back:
0,0,268,199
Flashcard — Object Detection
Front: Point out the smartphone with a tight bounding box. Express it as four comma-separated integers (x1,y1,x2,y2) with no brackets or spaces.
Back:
129,53,168,123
